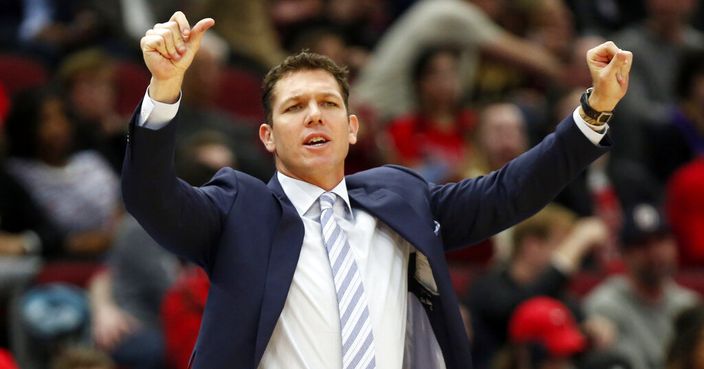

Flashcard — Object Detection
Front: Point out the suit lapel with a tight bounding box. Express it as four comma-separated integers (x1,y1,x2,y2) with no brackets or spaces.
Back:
348,186,439,260
253,177,442,365
254,176,305,364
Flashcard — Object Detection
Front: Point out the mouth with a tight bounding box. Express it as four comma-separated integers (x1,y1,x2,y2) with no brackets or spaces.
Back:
303,135,330,147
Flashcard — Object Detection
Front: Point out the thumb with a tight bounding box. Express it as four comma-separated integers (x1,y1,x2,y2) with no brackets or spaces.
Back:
188,18,215,44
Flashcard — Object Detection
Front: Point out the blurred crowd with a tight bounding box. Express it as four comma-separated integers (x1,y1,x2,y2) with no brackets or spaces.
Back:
0,0,703,369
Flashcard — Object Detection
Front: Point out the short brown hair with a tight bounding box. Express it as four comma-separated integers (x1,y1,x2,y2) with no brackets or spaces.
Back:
510,204,576,259
261,51,349,124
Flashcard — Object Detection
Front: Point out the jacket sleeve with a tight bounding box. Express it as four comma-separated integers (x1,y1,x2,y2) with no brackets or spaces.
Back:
121,107,238,269
430,116,610,250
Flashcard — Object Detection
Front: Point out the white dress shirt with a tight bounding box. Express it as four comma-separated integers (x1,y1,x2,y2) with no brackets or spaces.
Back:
136,89,609,368
256,173,411,369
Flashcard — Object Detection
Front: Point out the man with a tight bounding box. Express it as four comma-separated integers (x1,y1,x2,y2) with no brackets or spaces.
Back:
609,0,704,162
352,0,567,121
585,203,700,369
466,205,609,368
122,11,631,369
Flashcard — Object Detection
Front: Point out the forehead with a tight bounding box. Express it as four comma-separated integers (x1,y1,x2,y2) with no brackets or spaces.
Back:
272,69,343,105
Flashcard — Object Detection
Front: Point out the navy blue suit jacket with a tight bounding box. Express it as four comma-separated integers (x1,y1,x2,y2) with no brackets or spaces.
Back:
122,109,609,369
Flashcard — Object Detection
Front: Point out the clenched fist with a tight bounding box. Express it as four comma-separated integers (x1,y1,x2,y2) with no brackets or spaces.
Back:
141,11,215,103
585,41,633,112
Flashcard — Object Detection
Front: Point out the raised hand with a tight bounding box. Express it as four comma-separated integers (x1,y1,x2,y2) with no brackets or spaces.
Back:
585,41,633,112
140,11,214,103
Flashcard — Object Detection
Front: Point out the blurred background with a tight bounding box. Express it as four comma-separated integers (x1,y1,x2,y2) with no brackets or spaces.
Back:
0,0,703,368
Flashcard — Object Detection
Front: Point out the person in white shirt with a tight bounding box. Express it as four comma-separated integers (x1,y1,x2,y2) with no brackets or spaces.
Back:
121,11,632,369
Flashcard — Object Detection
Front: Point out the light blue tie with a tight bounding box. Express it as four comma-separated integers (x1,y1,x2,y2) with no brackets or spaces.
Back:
319,192,377,369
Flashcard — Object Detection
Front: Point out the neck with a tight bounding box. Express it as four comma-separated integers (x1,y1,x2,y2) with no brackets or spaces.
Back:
277,167,344,191
421,103,456,123
39,151,68,167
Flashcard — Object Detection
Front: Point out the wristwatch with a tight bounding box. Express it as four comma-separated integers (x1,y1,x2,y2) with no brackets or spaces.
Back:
580,87,613,126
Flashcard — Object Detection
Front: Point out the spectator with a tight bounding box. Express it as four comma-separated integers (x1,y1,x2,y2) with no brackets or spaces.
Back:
465,204,610,369
470,0,576,104
15,0,105,65
610,0,704,162
497,297,587,369
352,0,563,122
161,267,209,369
4,87,122,258
565,0,646,35
552,89,661,264
385,45,477,183
585,203,700,369
57,48,126,172
191,0,285,71
324,0,387,51
177,33,274,181
89,131,236,369
0,133,59,349
88,216,179,369
503,297,632,369
289,24,370,81
646,49,704,183
466,102,528,178
667,158,704,267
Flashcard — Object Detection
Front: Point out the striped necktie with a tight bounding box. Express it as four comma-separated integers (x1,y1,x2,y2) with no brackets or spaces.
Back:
319,192,377,369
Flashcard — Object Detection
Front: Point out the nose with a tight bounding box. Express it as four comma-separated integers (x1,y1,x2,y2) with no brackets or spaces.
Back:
305,101,323,126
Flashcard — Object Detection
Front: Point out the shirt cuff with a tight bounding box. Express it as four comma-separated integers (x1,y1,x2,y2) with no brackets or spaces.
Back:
572,107,608,145
137,88,181,130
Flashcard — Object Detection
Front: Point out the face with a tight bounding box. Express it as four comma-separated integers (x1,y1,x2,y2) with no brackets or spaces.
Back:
37,97,72,159
418,52,462,110
520,225,570,273
625,235,678,288
259,69,358,188
70,69,115,121
479,104,528,170
647,0,696,23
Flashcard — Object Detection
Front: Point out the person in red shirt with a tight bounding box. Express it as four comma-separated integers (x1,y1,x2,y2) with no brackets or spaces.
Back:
386,45,477,183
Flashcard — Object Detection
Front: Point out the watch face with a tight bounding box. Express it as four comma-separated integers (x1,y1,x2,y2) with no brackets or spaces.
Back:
596,112,613,125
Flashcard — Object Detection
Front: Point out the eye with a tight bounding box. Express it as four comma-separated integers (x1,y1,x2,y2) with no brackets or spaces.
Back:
285,104,302,112
322,101,338,108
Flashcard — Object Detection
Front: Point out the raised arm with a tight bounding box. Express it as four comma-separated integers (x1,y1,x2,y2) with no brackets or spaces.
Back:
122,13,235,268
432,41,632,248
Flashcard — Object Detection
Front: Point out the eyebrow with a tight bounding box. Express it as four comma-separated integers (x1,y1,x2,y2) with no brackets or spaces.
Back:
279,92,342,107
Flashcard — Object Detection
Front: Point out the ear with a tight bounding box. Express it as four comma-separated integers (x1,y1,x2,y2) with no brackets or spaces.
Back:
348,114,359,145
259,123,276,153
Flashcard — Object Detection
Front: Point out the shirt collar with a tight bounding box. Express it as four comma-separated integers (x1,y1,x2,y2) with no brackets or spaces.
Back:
276,172,353,219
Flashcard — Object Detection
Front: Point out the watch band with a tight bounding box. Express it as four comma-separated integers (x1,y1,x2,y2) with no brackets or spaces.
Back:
580,87,613,125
